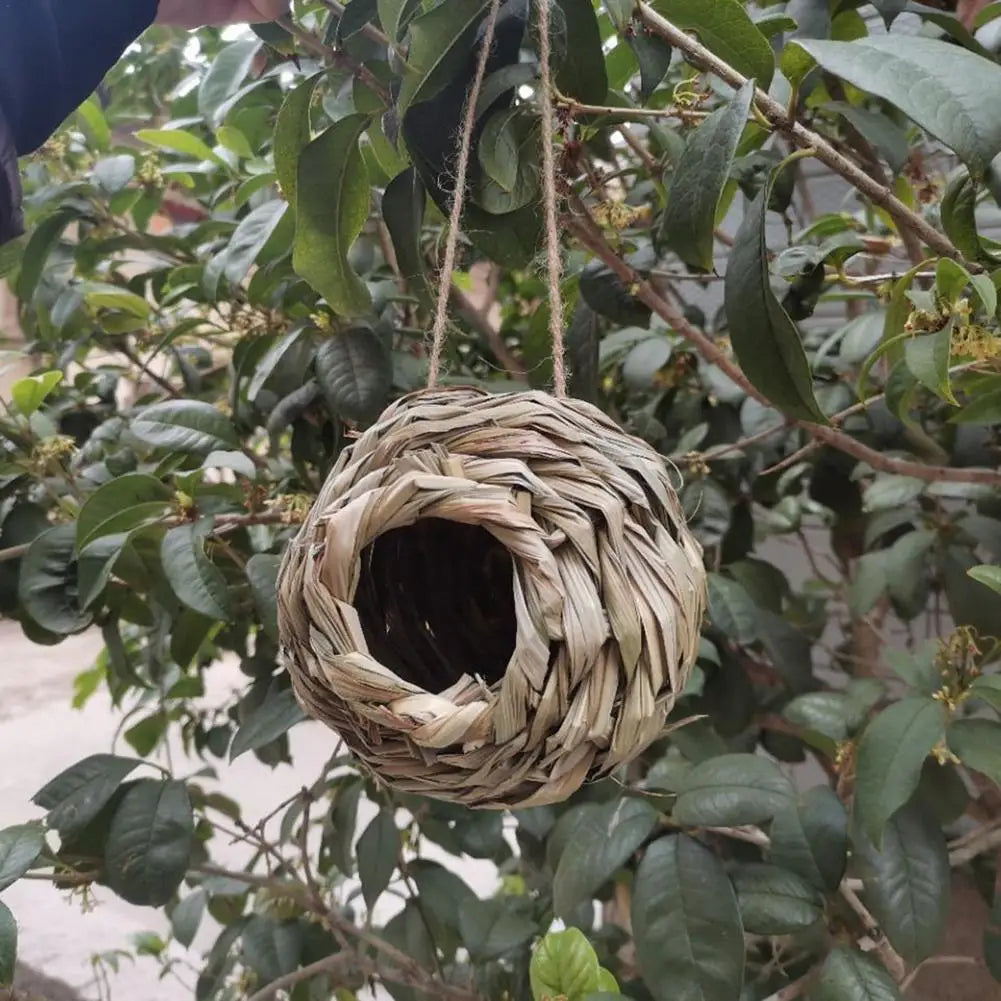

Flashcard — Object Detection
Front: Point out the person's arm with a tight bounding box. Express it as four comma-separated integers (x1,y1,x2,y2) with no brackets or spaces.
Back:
0,0,289,245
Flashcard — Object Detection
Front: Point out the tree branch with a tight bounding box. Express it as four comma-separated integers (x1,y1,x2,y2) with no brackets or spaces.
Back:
566,203,1001,486
246,953,360,1001
635,3,968,266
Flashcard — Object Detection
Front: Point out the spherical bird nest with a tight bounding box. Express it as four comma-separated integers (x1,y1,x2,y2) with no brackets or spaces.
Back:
277,387,707,808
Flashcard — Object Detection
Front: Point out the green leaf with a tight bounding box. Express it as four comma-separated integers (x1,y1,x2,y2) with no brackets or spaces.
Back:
904,321,957,404
659,80,753,271
293,115,372,317
246,554,281,640
382,167,430,305
11,371,62,417
0,902,15,988
826,102,909,175
783,691,855,741
854,696,946,847
706,573,757,644
132,400,240,455
770,785,848,892
579,265,651,327
77,474,172,553
315,327,392,424
724,175,827,423
567,300,601,403
357,811,398,911
230,688,308,761
0,824,45,892
171,889,206,948
792,36,1001,176
940,168,993,263
241,916,303,984
970,674,1001,712
18,525,93,635
16,210,76,302
33,754,142,837
135,128,229,169
674,753,794,826
652,0,774,88
198,39,261,124
553,797,659,918
852,800,950,966
223,201,288,285
731,863,824,935
553,0,609,104
812,946,902,1001
273,73,321,207
968,564,1001,594
409,859,477,940
397,0,493,118
530,927,603,1001
948,718,1001,785
631,835,744,1001
161,524,234,621
460,897,537,961
105,779,194,907
475,108,540,214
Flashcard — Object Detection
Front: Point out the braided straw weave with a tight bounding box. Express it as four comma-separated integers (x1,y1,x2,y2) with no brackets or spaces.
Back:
277,386,707,808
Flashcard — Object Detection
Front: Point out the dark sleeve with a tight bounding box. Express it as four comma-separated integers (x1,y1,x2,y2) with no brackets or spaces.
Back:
0,0,159,244
0,0,160,156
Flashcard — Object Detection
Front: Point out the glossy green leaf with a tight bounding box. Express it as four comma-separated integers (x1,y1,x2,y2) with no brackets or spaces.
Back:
198,39,261,124
553,797,659,918
397,0,493,118
135,128,229,169
230,688,308,761
33,754,142,837
904,321,957,404
460,897,537,961
11,371,62,417
852,800,950,966
241,916,303,985
273,73,321,206
553,0,609,104
161,524,234,621
293,115,372,317
631,835,744,1001
475,108,539,214
674,753,794,826
659,80,753,271
0,902,15,988
223,201,288,285
770,785,848,892
357,811,398,911
793,36,1001,175
315,327,392,424
968,564,1001,593
855,697,945,847
246,553,281,640
531,927,603,1001
171,889,207,949
948,718,1001,785
18,525,93,635
0,824,44,892
132,400,240,454
77,474,172,553
812,946,901,1001
706,573,757,645
382,167,430,305
724,176,827,423
629,34,673,102
579,265,651,327
826,102,909,175
731,863,824,935
652,0,773,88
105,779,194,907
941,169,993,263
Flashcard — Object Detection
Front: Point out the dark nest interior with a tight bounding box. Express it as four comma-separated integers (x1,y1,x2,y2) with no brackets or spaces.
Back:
355,518,518,693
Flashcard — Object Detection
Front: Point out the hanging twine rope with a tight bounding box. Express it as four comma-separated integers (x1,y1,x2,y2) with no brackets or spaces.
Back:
426,0,502,389
534,0,567,397
426,0,567,397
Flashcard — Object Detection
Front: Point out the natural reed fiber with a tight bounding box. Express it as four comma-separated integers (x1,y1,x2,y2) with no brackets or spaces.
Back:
277,387,707,808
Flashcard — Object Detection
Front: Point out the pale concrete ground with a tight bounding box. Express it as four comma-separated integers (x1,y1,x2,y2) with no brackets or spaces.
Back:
0,620,502,1000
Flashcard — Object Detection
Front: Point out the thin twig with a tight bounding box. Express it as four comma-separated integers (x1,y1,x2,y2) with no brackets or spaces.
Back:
899,955,981,993
246,953,358,1001
948,818,1001,866
761,970,817,1001
567,203,1001,486
636,3,968,266
839,881,907,981
449,285,526,378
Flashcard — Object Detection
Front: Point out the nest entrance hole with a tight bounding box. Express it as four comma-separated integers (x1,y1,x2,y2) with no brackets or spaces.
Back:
356,518,517,694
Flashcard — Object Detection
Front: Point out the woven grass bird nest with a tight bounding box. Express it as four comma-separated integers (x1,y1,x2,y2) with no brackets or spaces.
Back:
276,387,707,808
